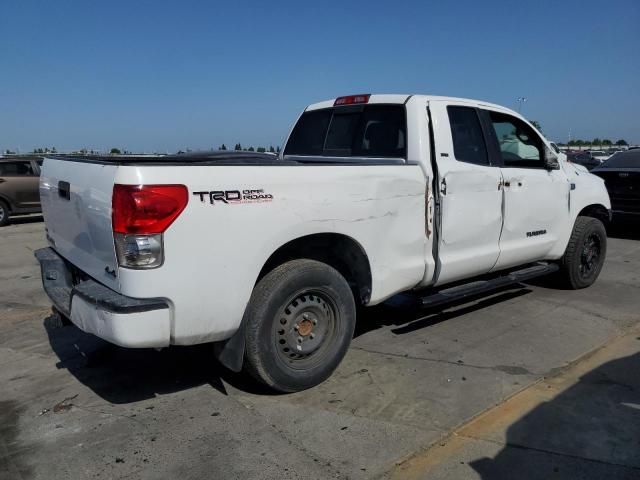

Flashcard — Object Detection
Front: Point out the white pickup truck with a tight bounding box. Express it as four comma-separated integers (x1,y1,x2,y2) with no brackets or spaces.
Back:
36,94,611,392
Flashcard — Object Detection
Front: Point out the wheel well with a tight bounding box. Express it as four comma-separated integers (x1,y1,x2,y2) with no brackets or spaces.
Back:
0,195,11,211
257,233,372,305
578,204,610,225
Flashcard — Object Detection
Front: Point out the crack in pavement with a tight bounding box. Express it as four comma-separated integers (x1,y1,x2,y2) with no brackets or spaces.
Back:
352,346,538,376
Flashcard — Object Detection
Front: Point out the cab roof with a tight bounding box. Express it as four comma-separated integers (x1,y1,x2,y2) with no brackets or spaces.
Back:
305,94,519,117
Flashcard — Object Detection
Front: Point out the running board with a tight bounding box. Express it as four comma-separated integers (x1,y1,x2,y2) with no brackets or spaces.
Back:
420,263,559,308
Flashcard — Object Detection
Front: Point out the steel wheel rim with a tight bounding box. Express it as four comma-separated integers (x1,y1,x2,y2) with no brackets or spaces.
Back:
273,289,338,369
0,205,5,222
579,233,601,279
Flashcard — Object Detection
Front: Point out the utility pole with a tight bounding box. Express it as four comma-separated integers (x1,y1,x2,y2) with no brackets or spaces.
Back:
517,97,527,114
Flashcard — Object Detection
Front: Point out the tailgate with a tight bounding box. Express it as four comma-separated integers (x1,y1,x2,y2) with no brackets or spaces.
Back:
40,158,120,291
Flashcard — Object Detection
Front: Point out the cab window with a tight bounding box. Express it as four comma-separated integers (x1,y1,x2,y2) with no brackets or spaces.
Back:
284,105,407,158
488,112,544,168
447,106,489,166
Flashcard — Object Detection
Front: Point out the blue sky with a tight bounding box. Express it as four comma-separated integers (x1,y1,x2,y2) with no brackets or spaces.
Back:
1,0,639,153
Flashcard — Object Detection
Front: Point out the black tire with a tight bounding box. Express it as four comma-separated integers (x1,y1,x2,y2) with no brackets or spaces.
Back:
0,200,9,227
558,216,607,289
243,259,356,393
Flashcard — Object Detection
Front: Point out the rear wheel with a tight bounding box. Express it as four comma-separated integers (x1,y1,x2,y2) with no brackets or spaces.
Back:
558,216,607,289
243,259,356,393
0,200,9,227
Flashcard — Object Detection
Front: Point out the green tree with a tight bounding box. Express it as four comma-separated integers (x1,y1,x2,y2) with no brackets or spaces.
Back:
615,139,628,146
234,143,242,151
51,147,57,153
110,148,121,155
591,138,601,147
276,146,281,153
4,149,16,154
219,144,227,150
247,146,255,152
530,120,542,132
268,145,275,153
256,147,266,153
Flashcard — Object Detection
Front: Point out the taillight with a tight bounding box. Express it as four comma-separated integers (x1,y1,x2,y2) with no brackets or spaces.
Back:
112,184,188,269
112,184,188,234
334,94,370,106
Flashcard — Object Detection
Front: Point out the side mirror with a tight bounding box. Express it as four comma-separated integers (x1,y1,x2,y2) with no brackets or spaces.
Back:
544,147,560,170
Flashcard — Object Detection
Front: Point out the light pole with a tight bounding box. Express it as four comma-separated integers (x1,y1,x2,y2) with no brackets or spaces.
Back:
517,97,527,114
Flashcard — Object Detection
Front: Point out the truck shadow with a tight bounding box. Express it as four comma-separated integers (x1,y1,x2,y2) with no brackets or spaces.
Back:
355,287,532,338
43,316,248,403
43,286,532,404
468,350,640,479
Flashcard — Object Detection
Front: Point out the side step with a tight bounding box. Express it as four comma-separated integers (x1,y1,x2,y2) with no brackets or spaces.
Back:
420,263,559,308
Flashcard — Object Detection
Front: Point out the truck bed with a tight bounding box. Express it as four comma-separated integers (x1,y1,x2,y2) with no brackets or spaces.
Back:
48,151,289,166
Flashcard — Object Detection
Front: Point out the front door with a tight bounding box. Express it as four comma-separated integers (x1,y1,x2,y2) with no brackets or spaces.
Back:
430,101,504,285
481,110,570,269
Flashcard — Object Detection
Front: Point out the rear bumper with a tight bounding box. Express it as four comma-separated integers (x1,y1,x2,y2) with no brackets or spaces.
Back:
34,247,171,348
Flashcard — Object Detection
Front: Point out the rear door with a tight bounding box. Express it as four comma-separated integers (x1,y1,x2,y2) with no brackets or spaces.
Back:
481,109,570,269
430,101,504,285
0,160,40,210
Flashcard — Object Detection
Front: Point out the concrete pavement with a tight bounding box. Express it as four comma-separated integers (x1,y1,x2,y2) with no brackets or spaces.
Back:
1,218,639,479
387,325,640,480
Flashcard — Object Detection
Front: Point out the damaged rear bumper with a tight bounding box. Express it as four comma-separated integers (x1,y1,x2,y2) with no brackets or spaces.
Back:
34,247,171,348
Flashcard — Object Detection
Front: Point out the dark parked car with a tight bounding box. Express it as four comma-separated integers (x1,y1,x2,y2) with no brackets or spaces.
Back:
0,157,42,226
567,151,601,170
592,150,640,219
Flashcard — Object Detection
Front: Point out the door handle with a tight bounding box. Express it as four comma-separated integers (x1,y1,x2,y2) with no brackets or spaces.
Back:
502,181,523,188
58,181,71,200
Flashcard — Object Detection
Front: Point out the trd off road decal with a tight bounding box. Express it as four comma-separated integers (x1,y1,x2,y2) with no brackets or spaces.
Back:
192,189,274,205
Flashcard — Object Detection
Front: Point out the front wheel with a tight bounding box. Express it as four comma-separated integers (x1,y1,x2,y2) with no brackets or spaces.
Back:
558,216,607,289
243,259,356,393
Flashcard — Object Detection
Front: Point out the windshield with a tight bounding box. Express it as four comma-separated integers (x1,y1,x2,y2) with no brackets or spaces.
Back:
284,105,407,158
601,151,640,168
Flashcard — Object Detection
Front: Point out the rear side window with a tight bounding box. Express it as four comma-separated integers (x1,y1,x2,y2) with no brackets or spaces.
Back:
447,106,489,166
0,161,36,176
284,105,407,158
